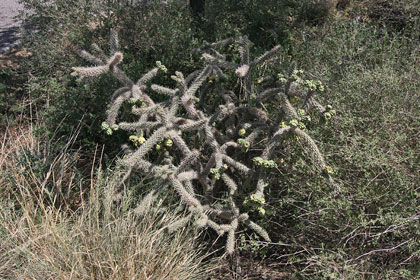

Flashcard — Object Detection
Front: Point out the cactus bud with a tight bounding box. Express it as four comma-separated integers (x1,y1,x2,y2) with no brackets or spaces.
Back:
101,122,110,130
315,80,324,92
303,115,312,122
138,136,146,144
238,138,250,152
297,109,305,118
298,122,306,130
258,207,266,216
164,139,173,147
156,61,168,73
289,119,299,127
289,96,300,105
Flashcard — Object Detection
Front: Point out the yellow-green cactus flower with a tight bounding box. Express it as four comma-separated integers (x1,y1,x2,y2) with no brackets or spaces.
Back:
129,135,138,142
325,165,334,175
324,112,332,120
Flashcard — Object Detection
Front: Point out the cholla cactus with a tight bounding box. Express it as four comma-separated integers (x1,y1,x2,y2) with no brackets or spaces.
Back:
72,30,336,254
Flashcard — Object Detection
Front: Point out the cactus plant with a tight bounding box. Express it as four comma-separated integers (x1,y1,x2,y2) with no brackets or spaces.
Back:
72,30,337,254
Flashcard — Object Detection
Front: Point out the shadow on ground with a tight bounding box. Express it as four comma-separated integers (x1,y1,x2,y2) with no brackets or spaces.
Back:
0,26,21,54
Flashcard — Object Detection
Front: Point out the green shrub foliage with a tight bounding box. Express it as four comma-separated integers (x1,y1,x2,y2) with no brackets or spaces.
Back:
72,30,336,254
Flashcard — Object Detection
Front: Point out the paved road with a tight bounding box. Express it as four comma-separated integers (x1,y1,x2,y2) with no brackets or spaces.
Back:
0,0,23,53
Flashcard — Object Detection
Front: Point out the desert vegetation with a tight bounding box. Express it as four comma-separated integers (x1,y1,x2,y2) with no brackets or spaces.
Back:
1,0,419,279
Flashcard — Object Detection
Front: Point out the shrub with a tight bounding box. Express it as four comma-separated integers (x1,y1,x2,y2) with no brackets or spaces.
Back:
264,17,420,278
203,0,336,51
0,51,31,127
367,0,420,33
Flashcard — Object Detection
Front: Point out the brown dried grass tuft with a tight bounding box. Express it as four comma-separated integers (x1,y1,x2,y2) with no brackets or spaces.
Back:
0,126,218,279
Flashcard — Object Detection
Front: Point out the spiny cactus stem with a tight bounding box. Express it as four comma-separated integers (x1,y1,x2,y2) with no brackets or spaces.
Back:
110,87,130,102
125,126,167,166
169,174,202,209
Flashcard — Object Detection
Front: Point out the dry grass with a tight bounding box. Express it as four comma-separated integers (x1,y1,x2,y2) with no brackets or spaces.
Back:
0,126,218,280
